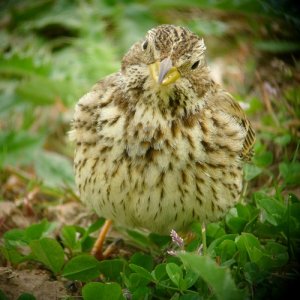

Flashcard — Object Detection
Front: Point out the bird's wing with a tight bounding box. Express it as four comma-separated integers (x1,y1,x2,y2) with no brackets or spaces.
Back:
214,91,255,161
69,73,121,144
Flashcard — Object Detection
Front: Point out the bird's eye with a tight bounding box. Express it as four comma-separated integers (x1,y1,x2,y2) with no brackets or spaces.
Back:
142,40,148,51
191,60,200,70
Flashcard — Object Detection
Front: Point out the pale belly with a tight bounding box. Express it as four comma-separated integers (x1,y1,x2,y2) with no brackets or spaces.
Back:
74,102,245,234
75,142,243,234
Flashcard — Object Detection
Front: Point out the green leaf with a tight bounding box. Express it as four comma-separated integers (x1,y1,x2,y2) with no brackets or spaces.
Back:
183,268,199,289
166,263,183,288
208,234,237,256
128,273,151,289
16,75,76,105
235,233,261,265
285,87,300,117
244,262,267,284
3,229,25,246
130,252,153,271
2,228,28,263
226,203,259,234
61,225,80,251
148,232,171,248
87,218,106,234
179,253,245,300
24,220,55,242
188,19,228,36
247,97,263,115
244,164,262,181
279,161,300,186
0,131,43,167
0,54,49,77
0,246,26,265
152,263,168,281
288,200,300,237
151,0,265,14
242,242,287,272
244,241,288,272
17,293,36,300
129,264,153,281
236,203,258,220
29,238,65,273
0,289,9,300
253,151,273,167
62,254,100,282
215,240,237,263
131,286,150,300
34,151,75,188
80,236,95,253
274,134,291,146
126,229,151,247
98,259,128,283
225,208,248,233
255,40,300,53
264,242,289,268
0,92,20,117
254,192,286,226
82,282,123,300
179,295,202,300
206,223,226,245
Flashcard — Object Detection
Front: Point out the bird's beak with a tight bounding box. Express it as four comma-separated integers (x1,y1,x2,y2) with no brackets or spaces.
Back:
149,57,180,86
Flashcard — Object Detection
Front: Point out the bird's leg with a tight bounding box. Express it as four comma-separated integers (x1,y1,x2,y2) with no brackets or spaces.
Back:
201,221,207,255
91,219,113,260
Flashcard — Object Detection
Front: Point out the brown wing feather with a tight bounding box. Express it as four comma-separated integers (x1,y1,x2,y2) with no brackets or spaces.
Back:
213,91,255,161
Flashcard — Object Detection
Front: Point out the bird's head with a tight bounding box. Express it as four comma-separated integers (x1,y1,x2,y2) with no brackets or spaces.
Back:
121,24,209,109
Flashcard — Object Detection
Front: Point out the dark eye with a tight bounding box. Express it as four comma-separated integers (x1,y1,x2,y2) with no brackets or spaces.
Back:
191,60,200,70
142,40,148,51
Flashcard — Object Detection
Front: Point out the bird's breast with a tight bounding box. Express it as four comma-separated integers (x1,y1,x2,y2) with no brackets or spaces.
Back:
75,102,245,233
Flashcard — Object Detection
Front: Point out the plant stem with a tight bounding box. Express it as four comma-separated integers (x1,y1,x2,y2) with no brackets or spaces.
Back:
202,222,207,255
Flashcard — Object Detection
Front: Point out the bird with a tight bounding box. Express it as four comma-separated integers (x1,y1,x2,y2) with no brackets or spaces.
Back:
70,24,255,258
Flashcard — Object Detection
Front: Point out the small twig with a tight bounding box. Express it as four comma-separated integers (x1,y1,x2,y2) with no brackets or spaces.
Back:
240,180,248,204
5,165,35,182
201,222,207,256
23,186,40,216
4,165,79,201
292,141,300,163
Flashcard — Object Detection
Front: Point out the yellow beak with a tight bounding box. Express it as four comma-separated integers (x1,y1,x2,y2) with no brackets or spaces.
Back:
149,57,180,86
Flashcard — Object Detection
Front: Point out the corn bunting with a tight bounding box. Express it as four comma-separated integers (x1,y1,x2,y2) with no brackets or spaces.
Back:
70,25,255,255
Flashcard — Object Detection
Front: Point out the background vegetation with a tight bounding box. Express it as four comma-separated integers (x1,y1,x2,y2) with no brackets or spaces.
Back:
0,0,299,299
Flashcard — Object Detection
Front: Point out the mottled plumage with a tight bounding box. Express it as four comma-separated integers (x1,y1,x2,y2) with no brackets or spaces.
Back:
70,25,255,234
